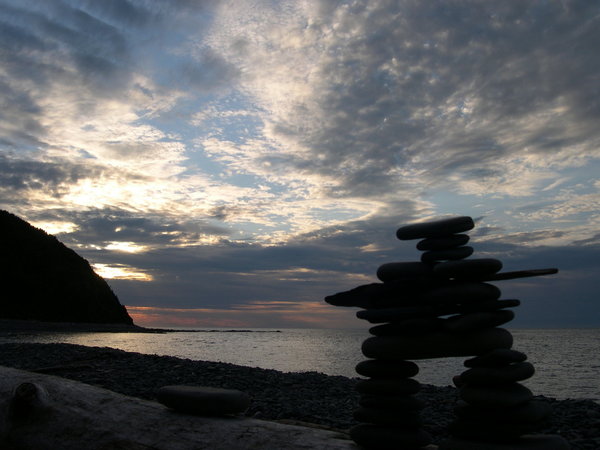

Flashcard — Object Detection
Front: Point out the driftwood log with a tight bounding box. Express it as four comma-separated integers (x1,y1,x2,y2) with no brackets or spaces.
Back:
0,366,356,450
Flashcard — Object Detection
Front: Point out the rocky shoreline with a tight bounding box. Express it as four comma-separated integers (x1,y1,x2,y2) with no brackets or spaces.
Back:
0,318,282,333
0,342,598,448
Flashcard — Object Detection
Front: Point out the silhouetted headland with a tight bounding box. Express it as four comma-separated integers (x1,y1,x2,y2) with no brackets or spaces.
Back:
0,210,133,326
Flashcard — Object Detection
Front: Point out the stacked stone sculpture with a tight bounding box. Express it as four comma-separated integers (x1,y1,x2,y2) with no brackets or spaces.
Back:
325,216,570,450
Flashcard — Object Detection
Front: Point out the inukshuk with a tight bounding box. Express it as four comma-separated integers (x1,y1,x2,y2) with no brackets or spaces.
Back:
325,216,570,450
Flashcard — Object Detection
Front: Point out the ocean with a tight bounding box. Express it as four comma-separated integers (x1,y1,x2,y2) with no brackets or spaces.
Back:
2,328,598,401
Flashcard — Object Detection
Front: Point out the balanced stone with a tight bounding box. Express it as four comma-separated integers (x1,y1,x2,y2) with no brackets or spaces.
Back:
417,234,470,251
433,258,503,279
422,282,501,305
481,268,559,281
439,435,570,450
325,280,430,309
457,299,520,313
454,400,551,423
459,383,533,408
356,378,421,395
369,318,444,336
459,362,535,385
376,261,434,282
444,310,515,333
362,328,513,360
448,419,545,442
156,385,250,415
356,359,419,378
464,348,527,368
359,394,425,410
357,306,436,323
350,424,433,450
421,246,474,263
354,407,423,427
396,216,475,240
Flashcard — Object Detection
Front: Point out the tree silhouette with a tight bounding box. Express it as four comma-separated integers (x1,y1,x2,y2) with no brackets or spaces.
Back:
0,210,133,325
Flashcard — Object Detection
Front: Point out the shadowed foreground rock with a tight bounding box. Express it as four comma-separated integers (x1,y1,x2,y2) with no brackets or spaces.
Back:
0,366,355,450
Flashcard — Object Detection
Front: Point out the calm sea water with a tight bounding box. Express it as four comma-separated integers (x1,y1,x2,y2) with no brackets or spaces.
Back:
1,328,598,401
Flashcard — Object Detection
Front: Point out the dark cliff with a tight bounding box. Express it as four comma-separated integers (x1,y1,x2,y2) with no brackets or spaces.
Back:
0,210,133,325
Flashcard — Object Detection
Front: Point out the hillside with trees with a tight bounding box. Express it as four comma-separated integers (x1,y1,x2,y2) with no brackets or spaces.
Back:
0,210,133,325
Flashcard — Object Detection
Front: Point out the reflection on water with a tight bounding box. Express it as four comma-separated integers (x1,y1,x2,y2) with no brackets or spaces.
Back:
2,328,598,401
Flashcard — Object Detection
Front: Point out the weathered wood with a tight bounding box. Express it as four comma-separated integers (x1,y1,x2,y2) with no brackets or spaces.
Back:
0,366,356,450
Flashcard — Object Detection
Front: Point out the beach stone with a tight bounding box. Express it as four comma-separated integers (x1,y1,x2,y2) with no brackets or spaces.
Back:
422,282,501,305
444,310,515,333
464,348,527,368
458,299,520,313
369,317,444,336
439,435,570,450
362,328,513,360
417,234,470,251
433,258,503,279
396,216,475,240
357,300,518,323
421,246,474,263
448,419,544,443
460,383,533,408
156,385,250,415
452,374,465,388
459,362,535,385
454,400,551,423
350,424,433,450
359,394,425,411
357,306,436,323
449,418,540,442
354,407,423,427
356,378,421,395
356,359,419,378
376,261,434,282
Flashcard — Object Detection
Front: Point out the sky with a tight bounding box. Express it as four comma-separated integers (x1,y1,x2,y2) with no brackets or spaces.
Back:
1,0,599,329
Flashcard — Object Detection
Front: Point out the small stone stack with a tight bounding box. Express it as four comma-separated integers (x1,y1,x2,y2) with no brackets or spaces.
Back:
325,216,569,450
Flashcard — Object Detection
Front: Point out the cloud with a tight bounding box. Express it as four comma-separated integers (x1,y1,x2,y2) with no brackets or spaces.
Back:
2,0,600,327
207,0,600,200
0,154,104,202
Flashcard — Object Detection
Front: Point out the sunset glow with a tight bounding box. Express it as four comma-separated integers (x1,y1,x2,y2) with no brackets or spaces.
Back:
93,264,153,282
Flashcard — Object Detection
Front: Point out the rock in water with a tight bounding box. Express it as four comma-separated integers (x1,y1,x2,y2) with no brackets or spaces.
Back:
0,209,133,325
157,385,250,415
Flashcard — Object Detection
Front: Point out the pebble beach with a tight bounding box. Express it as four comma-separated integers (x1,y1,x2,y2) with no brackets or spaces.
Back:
0,341,599,449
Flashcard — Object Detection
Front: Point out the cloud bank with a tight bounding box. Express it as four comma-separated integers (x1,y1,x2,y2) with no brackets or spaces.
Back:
1,0,599,327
